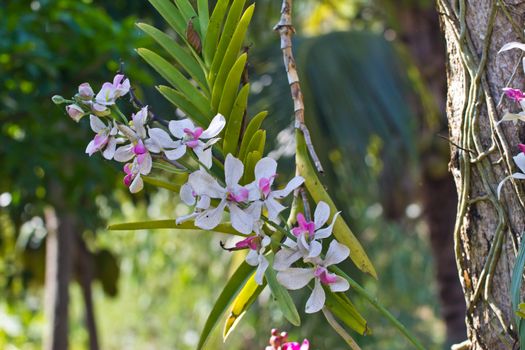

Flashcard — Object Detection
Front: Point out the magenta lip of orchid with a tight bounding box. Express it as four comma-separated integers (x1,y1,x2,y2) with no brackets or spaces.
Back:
291,213,315,238
503,87,525,102
519,143,525,154
314,266,338,285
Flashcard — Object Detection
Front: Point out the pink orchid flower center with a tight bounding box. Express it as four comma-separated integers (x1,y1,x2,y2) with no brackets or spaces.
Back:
227,187,249,203
314,266,338,285
519,143,525,154
133,140,147,155
183,127,204,149
291,213,316,239
258,175,276,198
503,88,525,102
235,236,260,250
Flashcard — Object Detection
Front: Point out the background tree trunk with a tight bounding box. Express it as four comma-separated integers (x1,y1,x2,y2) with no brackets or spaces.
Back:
437,1,525,348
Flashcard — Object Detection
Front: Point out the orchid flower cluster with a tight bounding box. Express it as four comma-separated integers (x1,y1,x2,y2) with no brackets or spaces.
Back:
265,329,310,350
496,42,525,197
54,74,351,314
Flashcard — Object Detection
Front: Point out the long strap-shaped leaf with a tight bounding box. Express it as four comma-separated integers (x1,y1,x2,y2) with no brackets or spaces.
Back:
142,176,181,192
265,256,301,326
242,150,262,185
223,84,250,155
238,111,267,159
203,0,231,66
209,4,254,94
208,0,246,84
296,131,377,278
215,53,247,114
197,262,256,350
137,23,209,94
511,236,525,350
197,0,209,39
223,273,266,340
107,219,242,236
157,85,212,126
148,0,187,39
173,0,198,32
324,290,369,335
138,48,210,116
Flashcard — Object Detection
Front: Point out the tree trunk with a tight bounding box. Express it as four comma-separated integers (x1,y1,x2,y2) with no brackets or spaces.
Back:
438,1,525,348
44,205,73,350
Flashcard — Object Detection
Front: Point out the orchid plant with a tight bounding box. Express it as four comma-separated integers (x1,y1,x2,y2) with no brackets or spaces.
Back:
53,0,426,348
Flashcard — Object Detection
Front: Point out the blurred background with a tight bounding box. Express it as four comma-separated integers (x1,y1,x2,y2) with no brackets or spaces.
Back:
0,0,464,349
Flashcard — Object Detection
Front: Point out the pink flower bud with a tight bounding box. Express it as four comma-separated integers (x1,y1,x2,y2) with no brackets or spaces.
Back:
519,144,525,154
66,104,85,122
78,83,94,100
503,87,525,103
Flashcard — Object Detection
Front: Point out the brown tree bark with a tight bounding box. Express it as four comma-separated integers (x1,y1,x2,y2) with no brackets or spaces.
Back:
44,205,73,350
437,1,525,348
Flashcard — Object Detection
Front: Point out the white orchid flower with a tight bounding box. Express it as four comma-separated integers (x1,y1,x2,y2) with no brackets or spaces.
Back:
247,157,304,222
175,181,213,224
276,240,350,314
273,201,340,271
235,223,271,285
497,150,525,199
181,154,255,234
95,74,130,106
85,115,118,159
166,114,225,168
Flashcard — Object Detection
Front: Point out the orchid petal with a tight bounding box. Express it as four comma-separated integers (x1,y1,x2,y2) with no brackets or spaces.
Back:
85,140,97,156
114,144,134,162
254,256,269,285
138,153,152,175
329,276,350,293
254,157,278,182
201,113,226,139
188,170,225,198
196,195,211,210
129,175,144,193
225,154,244,187
315,212,341,239
307,240,322,259
176,212,198,224
265,197,286,222
246,249,259,266
305,279,325,314
195,199,227,229
194,147,213,169
499,42,525,53
324,240,350,266
169,119,195,139
314,201,330,229
514,153,525,173
102,137,117,160
180,183,196,205
276,268,314,290
89,115,106,133
274,248,303,271
148,128,177,149
229,204,255,234
272,176,305,199
164,144,187,160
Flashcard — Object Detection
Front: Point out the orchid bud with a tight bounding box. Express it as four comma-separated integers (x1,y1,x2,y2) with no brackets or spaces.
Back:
78,83,94,100
52,95,66,104
66,104,85,122
90,102,111,117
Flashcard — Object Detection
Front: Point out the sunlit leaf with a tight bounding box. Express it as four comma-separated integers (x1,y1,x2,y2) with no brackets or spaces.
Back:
108,219,242,236
324,290,370,335
238,110,267,160
223,84,250,155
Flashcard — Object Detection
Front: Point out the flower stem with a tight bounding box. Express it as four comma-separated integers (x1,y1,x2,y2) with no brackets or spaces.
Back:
331,266,426,350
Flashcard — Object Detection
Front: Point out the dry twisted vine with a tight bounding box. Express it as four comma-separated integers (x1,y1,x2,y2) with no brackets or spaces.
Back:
273,0,323,174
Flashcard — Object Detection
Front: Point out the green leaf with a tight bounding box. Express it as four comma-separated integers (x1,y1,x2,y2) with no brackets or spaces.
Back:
137,23,209,94
215,53,247,114
152,161,190,174
203,0,231,66
197,0,209,39
241,150,261,185
137,48,210,116
223,273,266,340
296,131,377,278
238,110,267,160
142,176,181,192
223,83,250,155
511,235,525,349
264,255,300,326
107,220,242,236
173,0,197,26
197,262,256,350
208,0,246,85
210,4,254,93
157,85,211,126
324,290,370,335
245,129,265,156
147,0,186,39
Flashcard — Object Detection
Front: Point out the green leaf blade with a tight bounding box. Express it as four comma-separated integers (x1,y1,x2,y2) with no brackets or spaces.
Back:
215,53,247,114
265,256,301,326
223,83,250,155
238,110,267,160
157,85,211,126
203,0,231,66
